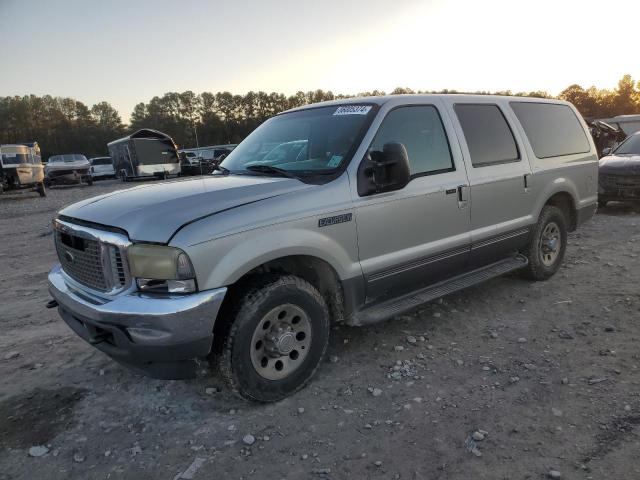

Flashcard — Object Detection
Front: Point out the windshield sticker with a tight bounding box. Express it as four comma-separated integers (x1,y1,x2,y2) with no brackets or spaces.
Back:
327,155,343,167
333,105,372,116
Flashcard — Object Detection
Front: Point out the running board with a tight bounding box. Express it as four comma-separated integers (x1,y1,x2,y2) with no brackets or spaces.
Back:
349,254,528,326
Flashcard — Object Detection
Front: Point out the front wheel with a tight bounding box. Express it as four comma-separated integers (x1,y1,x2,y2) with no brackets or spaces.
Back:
521,205,567,281
36,182,46,197
219,275,330,402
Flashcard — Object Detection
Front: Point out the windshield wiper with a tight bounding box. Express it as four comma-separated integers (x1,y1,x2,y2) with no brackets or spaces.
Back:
245,164,300,179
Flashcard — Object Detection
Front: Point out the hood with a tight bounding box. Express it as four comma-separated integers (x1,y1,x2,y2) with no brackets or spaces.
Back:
59,175,313,243
599,154,640,175
45,160,90,172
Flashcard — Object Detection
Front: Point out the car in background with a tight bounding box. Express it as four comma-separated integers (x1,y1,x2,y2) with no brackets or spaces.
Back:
0,144,46,196
598,131,640,207
45,154,92,186
89,156,116,180
179,150,204,176
179,145,237,176
196,146,236,165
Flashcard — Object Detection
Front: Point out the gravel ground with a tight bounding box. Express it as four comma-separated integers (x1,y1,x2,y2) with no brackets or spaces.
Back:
1,179,639,480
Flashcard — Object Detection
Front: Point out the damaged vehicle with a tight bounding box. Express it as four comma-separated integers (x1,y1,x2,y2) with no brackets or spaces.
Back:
0,144,46,196
45,154,92,186
47,95,598,402
588,119,627,158
598,131,640,207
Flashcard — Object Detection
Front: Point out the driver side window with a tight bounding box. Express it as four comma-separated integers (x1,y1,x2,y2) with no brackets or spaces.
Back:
370,105,454,176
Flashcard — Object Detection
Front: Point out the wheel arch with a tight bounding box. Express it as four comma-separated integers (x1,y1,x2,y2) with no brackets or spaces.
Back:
535,179,579,231
212,254,353,355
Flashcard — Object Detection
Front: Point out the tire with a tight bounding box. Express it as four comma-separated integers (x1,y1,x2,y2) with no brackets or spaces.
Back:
598,199,608,209
36,182,46,197
219,275,330,402
520,205,567,281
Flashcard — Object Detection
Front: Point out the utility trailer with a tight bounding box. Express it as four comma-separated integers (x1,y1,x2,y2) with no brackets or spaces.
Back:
108,129,180,182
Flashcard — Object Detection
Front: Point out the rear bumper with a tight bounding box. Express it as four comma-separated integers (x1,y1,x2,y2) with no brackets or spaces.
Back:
91,171,115,178
48,264,227,379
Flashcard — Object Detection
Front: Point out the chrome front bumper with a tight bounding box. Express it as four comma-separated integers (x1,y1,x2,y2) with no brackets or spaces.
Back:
48,264,227,379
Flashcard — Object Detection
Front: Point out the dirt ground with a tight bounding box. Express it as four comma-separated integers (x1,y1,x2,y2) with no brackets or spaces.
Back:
1,179,639,480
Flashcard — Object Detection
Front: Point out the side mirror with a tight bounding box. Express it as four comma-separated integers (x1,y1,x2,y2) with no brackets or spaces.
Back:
357,142,411,196
601,147,612,156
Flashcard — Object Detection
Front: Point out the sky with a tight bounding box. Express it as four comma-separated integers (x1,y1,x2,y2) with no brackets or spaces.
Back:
1,0,639,121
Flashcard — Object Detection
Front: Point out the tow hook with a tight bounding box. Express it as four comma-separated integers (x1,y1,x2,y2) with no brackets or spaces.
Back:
46,299,58,309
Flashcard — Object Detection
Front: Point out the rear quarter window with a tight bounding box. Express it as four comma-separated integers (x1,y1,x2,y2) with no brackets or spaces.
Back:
509,102,590,158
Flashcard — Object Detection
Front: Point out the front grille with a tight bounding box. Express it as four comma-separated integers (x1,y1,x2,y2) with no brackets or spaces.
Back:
599,174,640,190
54,223,130,293
55,231,107,290
110,248,127,287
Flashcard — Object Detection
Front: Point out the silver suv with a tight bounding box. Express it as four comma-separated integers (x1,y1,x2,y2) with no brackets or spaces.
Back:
48,95,598,401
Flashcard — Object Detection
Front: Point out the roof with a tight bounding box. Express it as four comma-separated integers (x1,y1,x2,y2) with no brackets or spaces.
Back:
281,94,566,114
107,128,173,147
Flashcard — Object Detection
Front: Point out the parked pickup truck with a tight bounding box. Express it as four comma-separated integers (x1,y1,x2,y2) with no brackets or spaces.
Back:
48,95,598,402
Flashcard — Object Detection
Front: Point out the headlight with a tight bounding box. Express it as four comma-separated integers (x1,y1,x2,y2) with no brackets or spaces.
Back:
128,244,196,293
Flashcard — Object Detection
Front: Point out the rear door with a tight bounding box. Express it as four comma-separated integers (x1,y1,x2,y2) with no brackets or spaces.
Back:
351,100,472,302
444,99,534,267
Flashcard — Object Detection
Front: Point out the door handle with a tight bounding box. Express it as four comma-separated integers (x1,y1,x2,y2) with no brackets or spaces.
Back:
457,184,469,208
523,174,531,192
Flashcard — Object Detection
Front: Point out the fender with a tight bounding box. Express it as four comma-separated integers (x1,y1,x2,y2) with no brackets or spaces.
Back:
533,176,580,219
184,223,362,291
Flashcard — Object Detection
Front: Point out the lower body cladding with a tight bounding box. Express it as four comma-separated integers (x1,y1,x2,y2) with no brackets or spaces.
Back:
48,264,226,379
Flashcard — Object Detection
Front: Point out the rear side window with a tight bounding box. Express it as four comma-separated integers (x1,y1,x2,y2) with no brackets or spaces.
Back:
454,104,519,167
369,105,454,176
510,102,590,158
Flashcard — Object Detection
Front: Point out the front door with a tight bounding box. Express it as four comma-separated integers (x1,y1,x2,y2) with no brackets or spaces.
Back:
352,103,472,303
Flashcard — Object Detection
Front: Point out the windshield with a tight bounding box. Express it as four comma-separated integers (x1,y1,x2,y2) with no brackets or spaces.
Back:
220,104,376,175
90,157,112,165
613,134,640,155
1,153,30,165
49,154,88,163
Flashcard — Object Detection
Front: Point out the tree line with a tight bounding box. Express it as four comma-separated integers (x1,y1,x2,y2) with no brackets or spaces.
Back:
1,75,639,161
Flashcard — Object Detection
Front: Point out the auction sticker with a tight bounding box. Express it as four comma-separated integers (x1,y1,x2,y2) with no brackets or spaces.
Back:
333,105,372,115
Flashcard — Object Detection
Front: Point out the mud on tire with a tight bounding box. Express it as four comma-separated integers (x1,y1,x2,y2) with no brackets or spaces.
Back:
218,275,330,402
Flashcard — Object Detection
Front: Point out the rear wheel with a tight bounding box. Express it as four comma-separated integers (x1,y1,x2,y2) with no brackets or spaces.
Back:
521,205,567,281
219,275,330,402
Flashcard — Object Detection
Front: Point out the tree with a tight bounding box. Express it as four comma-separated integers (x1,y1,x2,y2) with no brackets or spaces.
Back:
2,75,639,159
